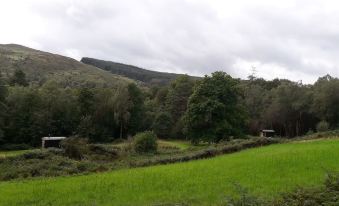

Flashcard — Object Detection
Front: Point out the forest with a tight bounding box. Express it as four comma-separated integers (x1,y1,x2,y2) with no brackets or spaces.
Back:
1,67,338,148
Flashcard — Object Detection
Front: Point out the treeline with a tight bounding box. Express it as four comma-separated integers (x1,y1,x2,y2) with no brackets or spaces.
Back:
0,70,197,147
243,74,339,137
1,69,339,147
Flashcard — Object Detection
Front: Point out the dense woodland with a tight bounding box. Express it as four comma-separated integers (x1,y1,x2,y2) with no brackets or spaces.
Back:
0,67,339,148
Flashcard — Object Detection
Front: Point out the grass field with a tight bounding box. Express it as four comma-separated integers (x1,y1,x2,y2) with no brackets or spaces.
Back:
1,139,339,206
0,149,35,158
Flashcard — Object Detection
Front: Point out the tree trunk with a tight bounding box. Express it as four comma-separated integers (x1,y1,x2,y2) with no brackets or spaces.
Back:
120,121,123,139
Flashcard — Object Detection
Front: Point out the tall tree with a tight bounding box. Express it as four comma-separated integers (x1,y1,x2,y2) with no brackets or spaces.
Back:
184,71,246,143
113,85,132,139
165,75,194,138
0,74,7,143
312,75,339,127
127,83,145,135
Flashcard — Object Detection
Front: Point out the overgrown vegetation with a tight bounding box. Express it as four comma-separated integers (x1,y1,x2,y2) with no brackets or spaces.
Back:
133,131,158,154
0,137,279,181
225,173,339,206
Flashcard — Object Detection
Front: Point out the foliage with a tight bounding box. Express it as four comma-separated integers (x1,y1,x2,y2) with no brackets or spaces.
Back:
152,112,173,138
0,75,7,143
165,75,194,137
60,137,89,160
133,131,158,153
185,71,246,143
316,120,329,132
272,173,339,206
9,69,28,87
127,83,146,135
0,150,103,181
113,85,133,138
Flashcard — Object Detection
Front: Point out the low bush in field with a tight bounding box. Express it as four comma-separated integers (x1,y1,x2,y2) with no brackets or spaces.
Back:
224,173,339,206
60,137,89,160
60,137,119,160
133,131,158,154
299,129,339,140
316,120,329,132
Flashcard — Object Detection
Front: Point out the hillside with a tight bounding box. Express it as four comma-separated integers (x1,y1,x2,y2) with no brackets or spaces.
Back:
0,44,133,88
81,57,198,85
1,139,338,205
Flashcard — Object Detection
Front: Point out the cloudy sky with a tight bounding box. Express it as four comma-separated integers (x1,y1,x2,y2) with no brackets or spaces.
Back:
1,0,339,83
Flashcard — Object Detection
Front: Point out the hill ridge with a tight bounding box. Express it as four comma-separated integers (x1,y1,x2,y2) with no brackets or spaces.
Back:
81,57,198,86
0,44,134,88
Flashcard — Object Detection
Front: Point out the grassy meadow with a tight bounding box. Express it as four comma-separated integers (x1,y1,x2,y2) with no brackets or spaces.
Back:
0,138,339,206
0,149,36,158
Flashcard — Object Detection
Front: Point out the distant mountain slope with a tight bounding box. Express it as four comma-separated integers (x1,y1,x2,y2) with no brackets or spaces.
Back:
81,57,197,86
0,44,133,88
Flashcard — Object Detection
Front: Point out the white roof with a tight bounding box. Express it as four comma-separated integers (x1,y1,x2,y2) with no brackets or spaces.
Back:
262,130,275,132
42,137,66,141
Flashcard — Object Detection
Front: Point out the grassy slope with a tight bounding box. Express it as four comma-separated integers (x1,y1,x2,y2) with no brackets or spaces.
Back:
0,44,133,88
1,139,339,206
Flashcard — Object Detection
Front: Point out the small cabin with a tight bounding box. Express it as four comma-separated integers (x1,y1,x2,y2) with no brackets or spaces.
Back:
260,130,275,138
42,137,66,149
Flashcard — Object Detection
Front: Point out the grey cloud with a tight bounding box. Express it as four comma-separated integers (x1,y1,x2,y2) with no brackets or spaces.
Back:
3,0,339,83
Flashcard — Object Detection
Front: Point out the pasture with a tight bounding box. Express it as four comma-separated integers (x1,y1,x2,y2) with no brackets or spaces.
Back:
0,138,339,206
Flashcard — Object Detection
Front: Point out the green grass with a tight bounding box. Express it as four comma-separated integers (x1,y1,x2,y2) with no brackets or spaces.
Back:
1,139,339,206
158,139,192,150
0,149,35,158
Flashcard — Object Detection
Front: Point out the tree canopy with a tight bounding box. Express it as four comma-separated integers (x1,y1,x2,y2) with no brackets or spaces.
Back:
184,72,246,143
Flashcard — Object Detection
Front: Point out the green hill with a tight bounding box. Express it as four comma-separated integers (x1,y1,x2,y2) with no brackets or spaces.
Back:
0,44,134,88
1,138,338,205
81,57,198,86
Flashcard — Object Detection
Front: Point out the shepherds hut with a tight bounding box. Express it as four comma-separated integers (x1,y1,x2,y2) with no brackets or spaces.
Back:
260,130,275,138
42,137,66,149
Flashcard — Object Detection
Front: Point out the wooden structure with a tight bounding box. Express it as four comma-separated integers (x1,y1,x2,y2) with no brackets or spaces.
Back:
42,137,66,149
260,130,275,138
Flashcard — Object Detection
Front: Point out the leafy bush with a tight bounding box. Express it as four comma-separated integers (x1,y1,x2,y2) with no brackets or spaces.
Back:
133,131,158,153
60,137,89,160
223,173,339,206
224,184,266,206
272,173,339,206
316,120,329,132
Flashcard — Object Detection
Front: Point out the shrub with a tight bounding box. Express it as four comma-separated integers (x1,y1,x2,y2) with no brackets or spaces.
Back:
272,173,339,206
133,131,158,154
316,120,329,132
306,129,314,136
60,137,89,160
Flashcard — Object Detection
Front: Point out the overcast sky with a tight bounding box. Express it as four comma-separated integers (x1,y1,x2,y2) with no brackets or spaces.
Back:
1,0,339,83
